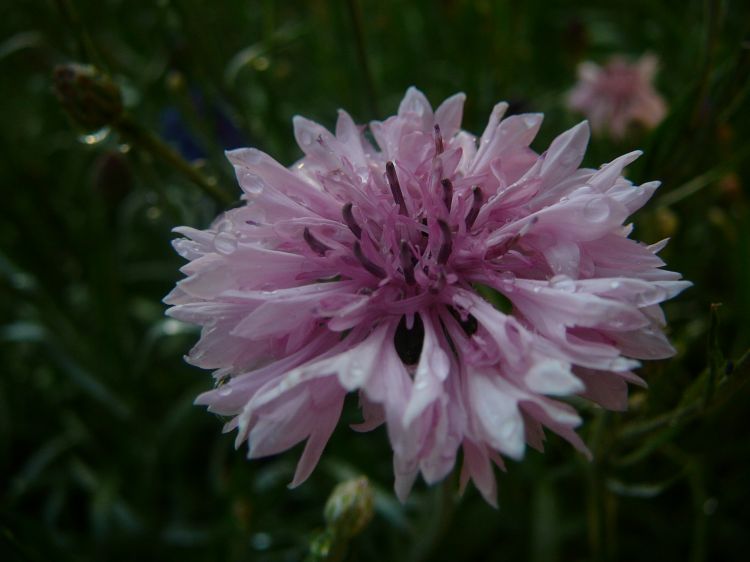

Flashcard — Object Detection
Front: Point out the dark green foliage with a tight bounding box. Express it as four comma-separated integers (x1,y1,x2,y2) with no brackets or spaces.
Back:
1,1,749,560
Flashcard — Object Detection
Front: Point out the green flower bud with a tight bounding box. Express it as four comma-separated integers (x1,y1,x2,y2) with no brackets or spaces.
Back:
323,476,374,540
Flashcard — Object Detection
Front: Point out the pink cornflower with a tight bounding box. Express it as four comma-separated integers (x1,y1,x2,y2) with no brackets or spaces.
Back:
568,55,667,139
165,88,689,506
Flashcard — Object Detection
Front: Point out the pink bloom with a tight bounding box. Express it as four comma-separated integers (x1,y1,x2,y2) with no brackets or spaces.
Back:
165,88,689,506
568,55,667,138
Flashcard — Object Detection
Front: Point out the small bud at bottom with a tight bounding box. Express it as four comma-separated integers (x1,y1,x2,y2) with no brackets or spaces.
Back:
323,476,374,539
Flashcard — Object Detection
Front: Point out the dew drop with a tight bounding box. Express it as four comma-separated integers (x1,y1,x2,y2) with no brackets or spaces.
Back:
78,127,110,145
500,418,519,440
218,386,233,397
299,130,314,146
610,357,632,371
635,287,664,306
533,286,541,293
496,272,516,292
344,366,366,386
549,274,576,292
573,185,595,197
216,218,233,232
242,172,264,195
214,232,237,255
583,197,611,223
610,281,621,289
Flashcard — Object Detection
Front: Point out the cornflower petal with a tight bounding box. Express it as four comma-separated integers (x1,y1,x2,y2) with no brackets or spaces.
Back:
167,87,689,505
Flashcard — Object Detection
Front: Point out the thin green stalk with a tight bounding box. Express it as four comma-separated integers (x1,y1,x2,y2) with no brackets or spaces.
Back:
345,0,379,117
586,411,612,562
53,0,104,68
410,476,458,562
690,0,721,128
116,116,233,206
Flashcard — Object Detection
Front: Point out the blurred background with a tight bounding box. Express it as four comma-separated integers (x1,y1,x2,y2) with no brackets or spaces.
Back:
1,1,749,561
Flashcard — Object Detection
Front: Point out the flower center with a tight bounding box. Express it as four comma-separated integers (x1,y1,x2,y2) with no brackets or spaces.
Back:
301,149,487,297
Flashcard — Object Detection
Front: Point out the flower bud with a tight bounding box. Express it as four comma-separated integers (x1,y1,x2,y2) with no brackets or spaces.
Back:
53,63,123,131
323,477,374,539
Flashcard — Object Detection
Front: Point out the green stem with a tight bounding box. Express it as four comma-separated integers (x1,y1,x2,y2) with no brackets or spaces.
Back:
586,411,611,562
116,116,233,206
345,0,379,116
410,476,457,562
54,0,104,68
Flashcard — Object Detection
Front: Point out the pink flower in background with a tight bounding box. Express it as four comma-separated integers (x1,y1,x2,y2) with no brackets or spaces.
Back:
165,88,689,506
568,55,667,138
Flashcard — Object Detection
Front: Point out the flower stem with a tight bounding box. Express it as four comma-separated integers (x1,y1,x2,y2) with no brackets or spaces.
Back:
409,476,458,562
586,411,611,562
116,116,233,206
345,0,379,116
53,0,104,68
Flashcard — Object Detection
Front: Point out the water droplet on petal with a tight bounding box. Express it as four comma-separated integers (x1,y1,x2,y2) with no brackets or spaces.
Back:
218,386,233,397
496,271,516,292
583,197,611,223
214,232,237,255
605,358,623,370
500,417,520,440
341,365,366,388
241,172,264,195
610,281,621,289
635,286,664,306
533,286,541,293
549,274,576,292
215,218,233,232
